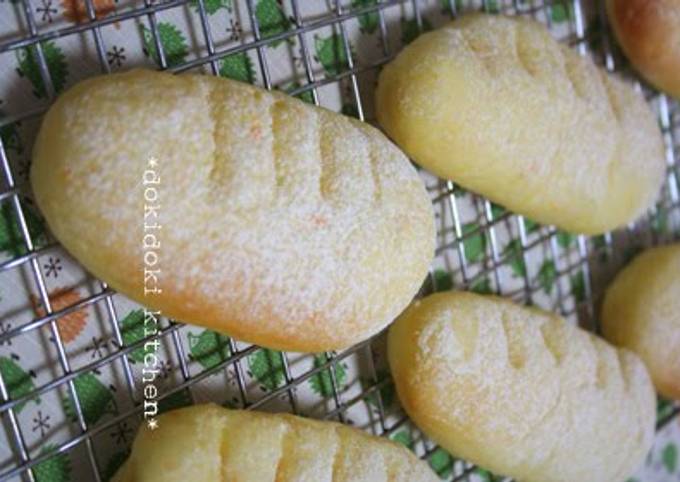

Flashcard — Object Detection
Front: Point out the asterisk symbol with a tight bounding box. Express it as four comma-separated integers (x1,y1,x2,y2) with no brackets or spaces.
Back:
43,257,62,278
147,418,158,430
36,0,57,22
107,45,126,68
148,156,158,167
87,336,108,359
226,19,242,41
0,321,12,346
158,359,172,379
32,411,51,437
110,421,132,445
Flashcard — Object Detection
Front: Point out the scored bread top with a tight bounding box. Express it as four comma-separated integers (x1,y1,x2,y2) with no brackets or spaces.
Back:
112,404,439,482
31,69,435,352
376,14,665,234
388,291,656,482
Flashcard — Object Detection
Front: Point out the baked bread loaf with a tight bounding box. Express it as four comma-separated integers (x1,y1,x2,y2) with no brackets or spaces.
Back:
376,14,665,235
607,0,680,97
31,69,435,353
602,243,680,400
111,404,439,482
388,291,656,482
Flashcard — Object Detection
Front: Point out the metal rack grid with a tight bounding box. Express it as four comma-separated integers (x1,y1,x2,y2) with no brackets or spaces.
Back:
0,0,678,481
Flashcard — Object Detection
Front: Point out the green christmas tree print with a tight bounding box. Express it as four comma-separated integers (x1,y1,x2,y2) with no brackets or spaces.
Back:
309,354,347,398
474,467,504,482
141,22,188,68
430,269,453,292
16,41,68,99
556,230,574,248
352,0,379,34
0,199,47,258
570,271,586,303
662,443,678,474
363,369,395,409
503,239,526,278
190,0,231,15
255,0,291,47
462,222,486,263
0,356,38,413
102,451,129,482
470,277,492,295
283,82,314,104
219,52,255,84
657,396,675,422
390,429,414,450
524,218,540,234
119,309,155,363
652,207,669,234
32,445,71,482
537,259,557,295
63,372,117,426
0,113,22,154
248,348,285,391
400,17,433,45
550,3,573,23
158,388,193,414
428,447,455,479
315,33,353,77
188,329,231,370
480,0,500,13
440,0,463,14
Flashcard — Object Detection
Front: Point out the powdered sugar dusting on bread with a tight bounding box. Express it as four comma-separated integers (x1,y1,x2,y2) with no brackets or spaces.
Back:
31,69,435,352
389,292,656,482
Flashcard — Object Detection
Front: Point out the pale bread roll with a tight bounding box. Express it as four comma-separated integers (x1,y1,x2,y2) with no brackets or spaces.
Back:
111,404,439,482
31,69,435,353
388,291,656,482
602,243,680,400
376,14,665,235
607,0,680,98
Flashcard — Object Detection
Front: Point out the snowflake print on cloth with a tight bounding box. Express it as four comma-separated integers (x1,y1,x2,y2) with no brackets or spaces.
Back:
107,45,126,68
31,410,51,437
43,256,62,278
226,18,242,41
109,421,132,446
87,336,108,359
36,0,58,23
0,320,12,345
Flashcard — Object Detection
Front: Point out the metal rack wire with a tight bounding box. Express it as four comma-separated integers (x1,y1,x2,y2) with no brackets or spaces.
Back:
0,0,678,481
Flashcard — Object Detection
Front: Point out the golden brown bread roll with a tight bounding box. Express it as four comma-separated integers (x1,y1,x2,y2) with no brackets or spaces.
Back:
30,69,435,353
388,291,656,482
602,243,680,400
111,404,439,482
376,14,665,234
607,0,680,97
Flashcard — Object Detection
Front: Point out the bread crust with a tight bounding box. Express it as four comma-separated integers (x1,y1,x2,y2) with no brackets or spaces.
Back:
602,243,680,400
607,0,680,97
376,14,665,234
112,404,439,482
30,69,435,352
388,291,656,482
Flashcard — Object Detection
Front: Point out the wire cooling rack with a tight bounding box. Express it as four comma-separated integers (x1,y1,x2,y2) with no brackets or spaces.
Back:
0,1,679,481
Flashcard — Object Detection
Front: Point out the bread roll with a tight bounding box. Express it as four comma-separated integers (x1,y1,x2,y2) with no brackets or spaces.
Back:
607,0,680,97
111,404,439,482
31,69,434,353
376,14,665,235
602,243,680,400
388,291,656,482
